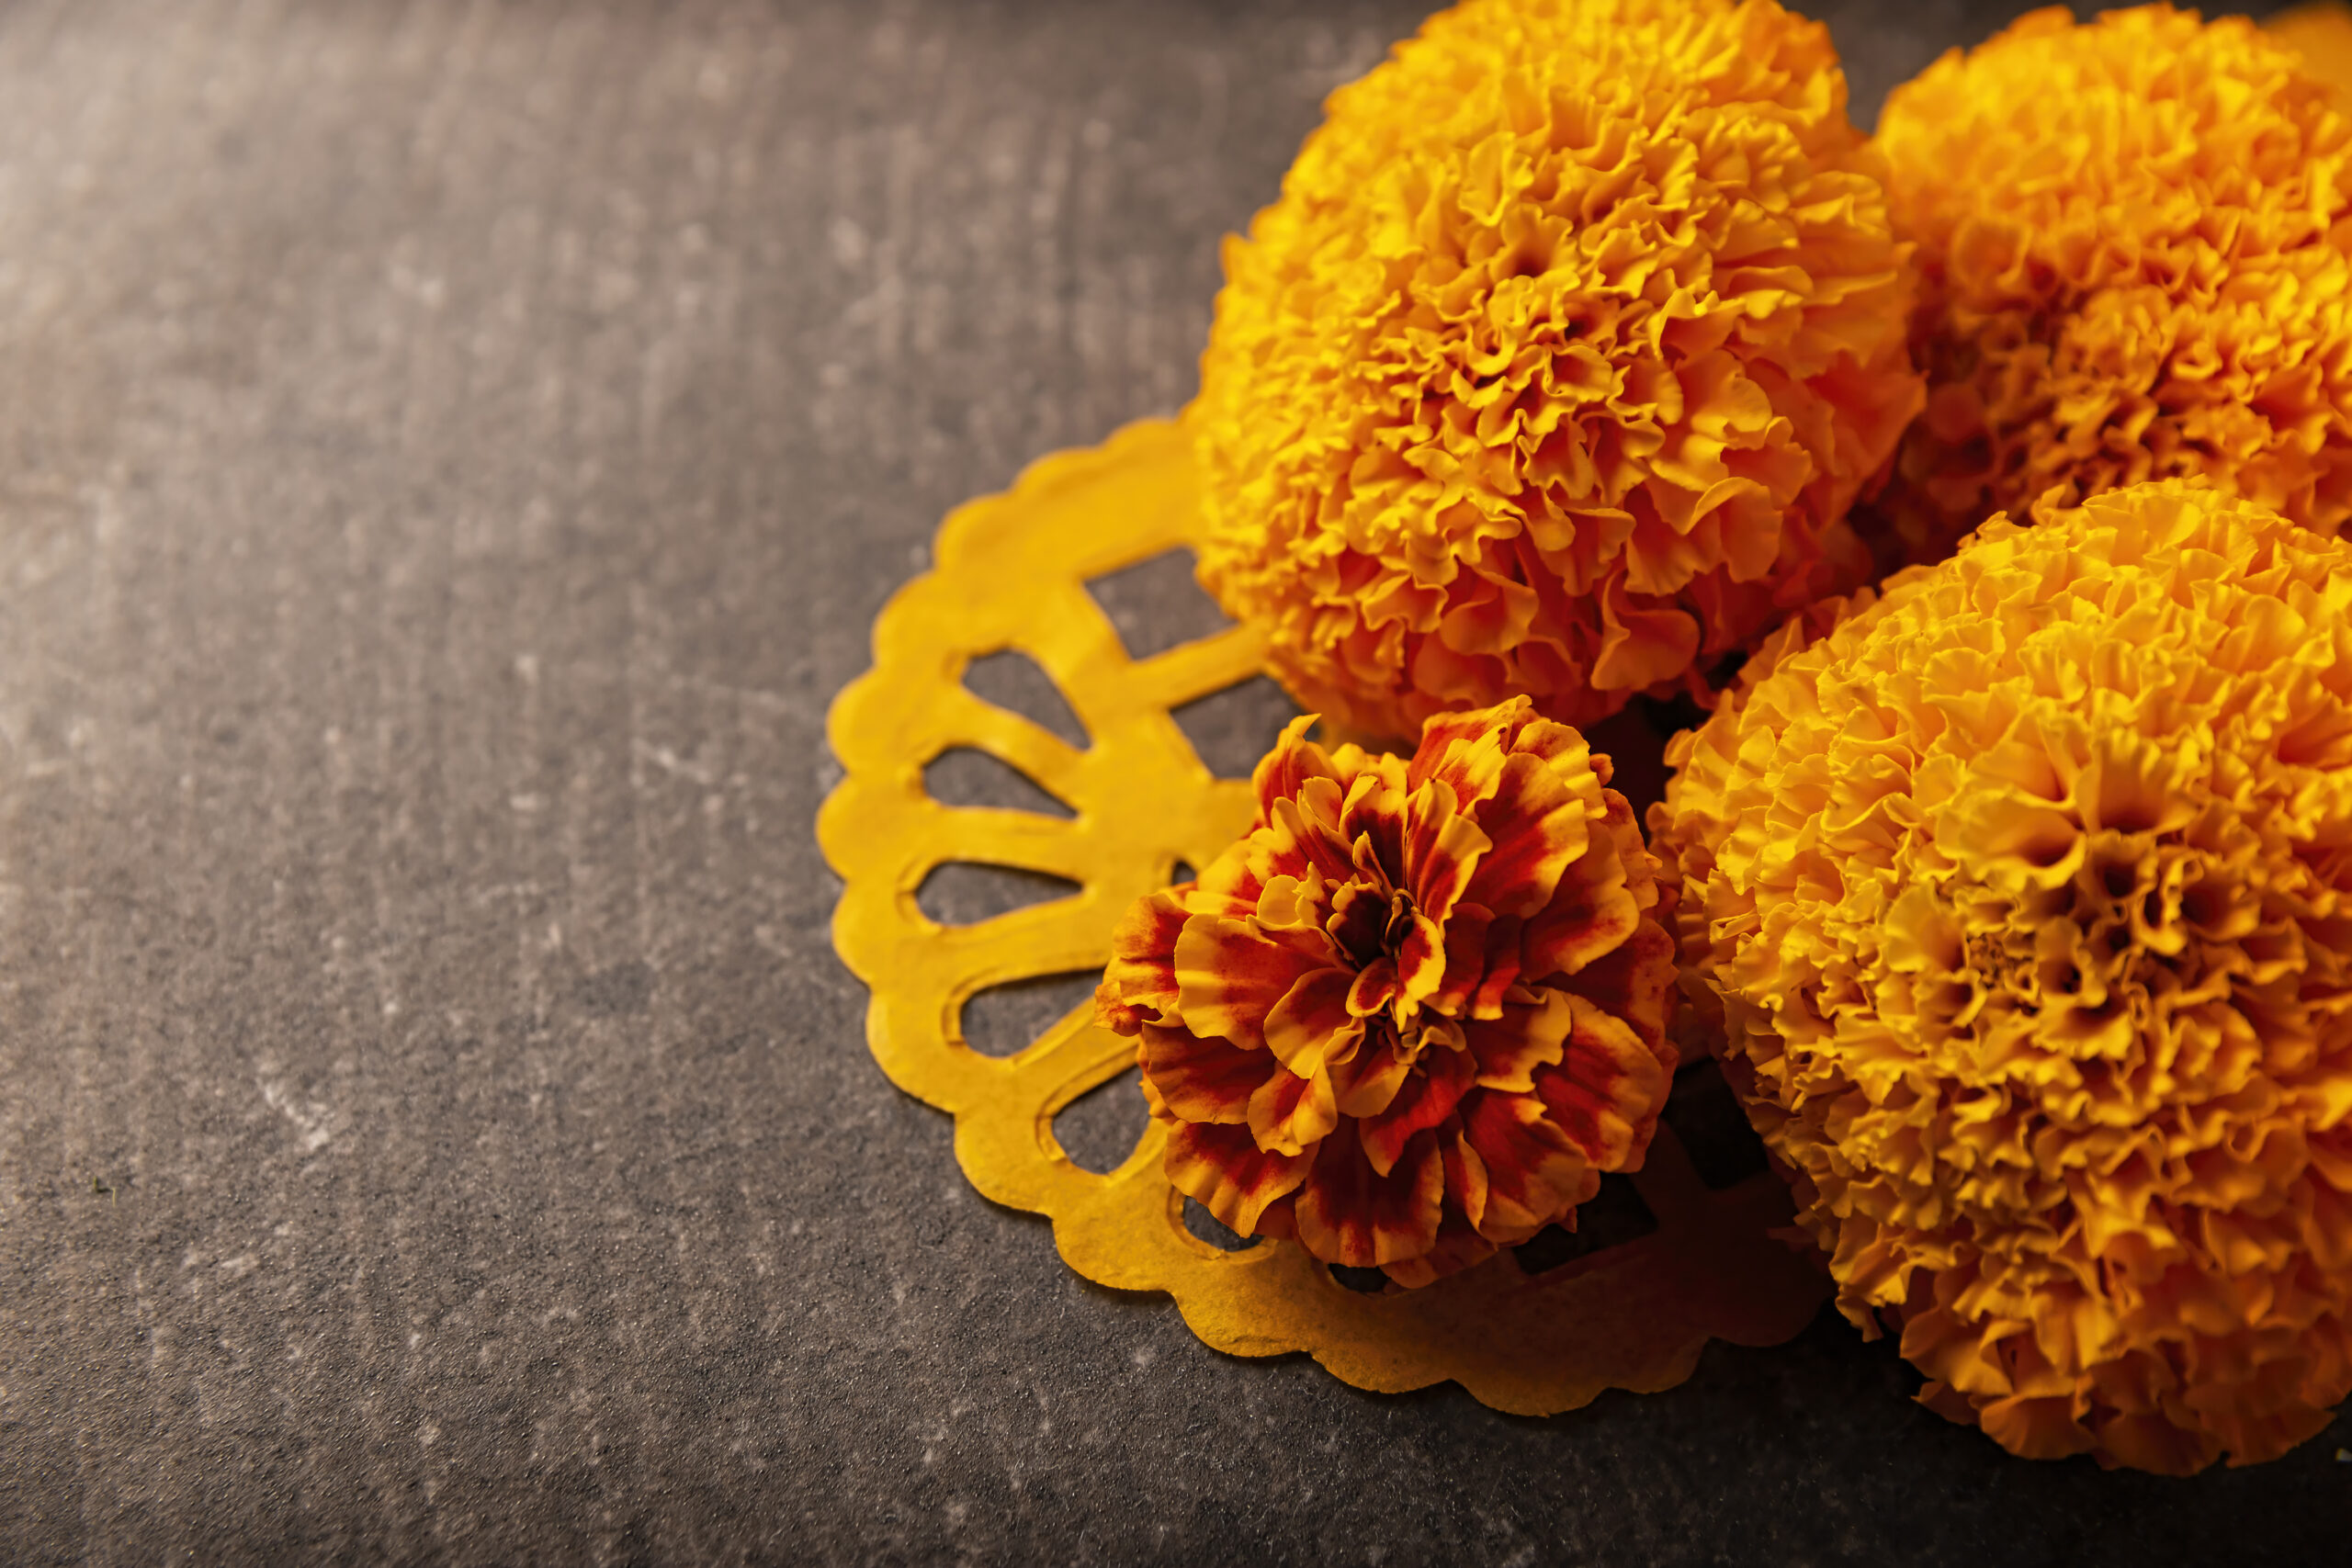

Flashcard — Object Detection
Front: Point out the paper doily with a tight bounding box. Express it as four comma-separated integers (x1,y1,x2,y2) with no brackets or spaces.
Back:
820,418,1826,1413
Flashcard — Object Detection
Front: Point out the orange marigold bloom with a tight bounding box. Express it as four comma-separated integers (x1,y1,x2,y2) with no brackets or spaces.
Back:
1651,481,2352,1473
1098,698,1677,1287
1872,4,2352,562
1189,0,1922,741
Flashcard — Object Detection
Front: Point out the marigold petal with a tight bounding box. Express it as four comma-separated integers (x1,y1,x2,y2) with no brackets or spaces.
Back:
1472,914,1526,1020
1977,1396,2100,1465
1562,918,1678,1059
1360,1044,1478,1179
1534,995,1673,1171
1344,957,1400,1020
1428,901,1498,1018
1461,751,1592,921
1443,1127,1491,1233
1251,714,1340,827
1521,848,1642,982
1293,1121,1447,1268
1334,1032,1417,1121
1167,1122,1312,1237
1173,915,1333,1051
1379,1210,1499,1290
1249,1066,1341,1158
1464,988,1573,1093
1459,1089,1594,1244
1136,1021,1270,1126
1095,887,1187,1032
1408,701,1524,806
2092,1412,2224,1478
1263,965,1364,1078
1402,776,1494,926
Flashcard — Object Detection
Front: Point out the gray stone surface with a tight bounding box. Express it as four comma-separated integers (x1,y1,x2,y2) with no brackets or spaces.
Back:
0,0,2338,1562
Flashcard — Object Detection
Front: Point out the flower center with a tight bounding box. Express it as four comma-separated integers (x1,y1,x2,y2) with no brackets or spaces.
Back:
1380,890,1416,957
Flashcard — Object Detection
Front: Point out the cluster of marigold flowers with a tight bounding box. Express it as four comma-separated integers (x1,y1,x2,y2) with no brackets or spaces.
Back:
1089,0,2352,1472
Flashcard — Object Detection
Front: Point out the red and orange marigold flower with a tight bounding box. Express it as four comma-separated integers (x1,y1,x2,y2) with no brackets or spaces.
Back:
1096,698,1677,1287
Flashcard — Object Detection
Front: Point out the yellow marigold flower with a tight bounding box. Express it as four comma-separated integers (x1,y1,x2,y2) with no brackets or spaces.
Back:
1190,0,1922,741
1651,481,2352,1473
1873,4,2352,561
1097,699,1677,1288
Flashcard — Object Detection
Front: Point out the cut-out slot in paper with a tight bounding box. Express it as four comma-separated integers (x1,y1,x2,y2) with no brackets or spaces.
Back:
1170,673,1304,780
1182,1195,1260,1252
1659,1060,1773,1192
820,418,1829,1417
1329,1263,1392,1295
915,862,1083,927
1085,547,1233,660
958,969,1103,1059
963,649,1090,749
924,746,1077,818
1583,702,1678,821
1512,1177,1659,1276
1052,1065,1151,1175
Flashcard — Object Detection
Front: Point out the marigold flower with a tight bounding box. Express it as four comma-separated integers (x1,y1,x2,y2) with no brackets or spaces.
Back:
1098,698,1677,1287
1872,4,2352,561
1189,0,1922,741
1652,480,2352,1472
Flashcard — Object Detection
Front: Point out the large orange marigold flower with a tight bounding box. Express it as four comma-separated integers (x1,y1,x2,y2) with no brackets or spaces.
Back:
1189,0,1922,741
1098,699,1677,1287
1872,4,2352,561
1651,480,2352,1472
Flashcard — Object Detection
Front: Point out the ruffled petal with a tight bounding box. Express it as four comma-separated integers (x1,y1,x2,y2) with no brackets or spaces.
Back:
1520,801,1643,981
1137,1021,1271,1125
1561,918,1678,1059
1532,995,1671,1170
1458,1089,1594,1243
1426,901,1498,1018
1333,1029,1418,1119
1379,1206,1499,1289
1250,715,1341,827
1167,1122,1312,1236
1292,1121,1447,1268
1401,776,1493,925
1173,915,1334,1051
1359,1043,1478,1178
1249,1065,1341,1157
1464,987,1574,1092
1094,888,1187,1032
1263,965,1365,1077
1460,751,1593,920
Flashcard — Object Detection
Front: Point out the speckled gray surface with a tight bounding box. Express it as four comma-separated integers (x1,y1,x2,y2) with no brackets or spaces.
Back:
0,1,2341,1562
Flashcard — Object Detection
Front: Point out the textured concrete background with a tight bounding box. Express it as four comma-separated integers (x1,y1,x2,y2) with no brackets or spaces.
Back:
0,0,2339,1562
